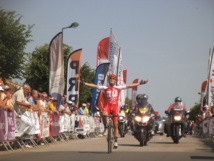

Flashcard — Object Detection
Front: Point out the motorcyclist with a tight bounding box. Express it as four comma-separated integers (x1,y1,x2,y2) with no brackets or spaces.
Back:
124,104,130,114
132,94,155,134
166,97,187,137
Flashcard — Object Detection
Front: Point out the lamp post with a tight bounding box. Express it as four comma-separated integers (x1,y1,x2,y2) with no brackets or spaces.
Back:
61,22,79,50
61,22,79,102
62,22,79,33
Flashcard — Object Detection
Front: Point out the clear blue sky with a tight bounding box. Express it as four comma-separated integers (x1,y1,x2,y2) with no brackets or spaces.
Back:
1,0,214,116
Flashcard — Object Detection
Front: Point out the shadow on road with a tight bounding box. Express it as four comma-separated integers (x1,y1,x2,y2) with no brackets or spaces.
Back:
190,156,214,160
193,136,214,152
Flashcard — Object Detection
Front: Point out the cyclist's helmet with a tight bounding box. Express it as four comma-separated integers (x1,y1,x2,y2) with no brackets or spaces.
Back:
108,74,117,81
174,97,182,102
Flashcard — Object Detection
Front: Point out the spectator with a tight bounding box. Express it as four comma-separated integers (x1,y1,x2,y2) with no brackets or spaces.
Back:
93,107,101,118
12,84,32,115
0,85,14,111
0,86,5,107
67,101,75,114
211,106,214,118
86,102,91,115
0,85,5,100
39,92,48,110
28,89,41,111
48,97,59,114
59,102,71,115
78,103,89,116
60,95,66,105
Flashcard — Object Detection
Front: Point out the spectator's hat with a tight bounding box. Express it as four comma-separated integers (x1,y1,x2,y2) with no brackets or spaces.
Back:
52,97,58,101
82,103,86,107
3,85,10,90
67,101,73,105
0,86,4,91
204,105,208,108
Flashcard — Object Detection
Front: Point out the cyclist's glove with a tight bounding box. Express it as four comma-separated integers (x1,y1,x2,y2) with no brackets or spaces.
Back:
80,80,85,85
139,80,147,85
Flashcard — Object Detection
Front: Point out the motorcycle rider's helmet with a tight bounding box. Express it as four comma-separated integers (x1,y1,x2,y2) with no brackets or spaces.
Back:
174,97,182,106
174,97,182,102
124,104,129,108
136,94,148,106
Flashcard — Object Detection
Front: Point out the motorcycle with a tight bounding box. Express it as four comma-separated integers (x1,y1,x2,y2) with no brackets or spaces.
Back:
165,108,189,143
132,108,155,146
118,110,128,137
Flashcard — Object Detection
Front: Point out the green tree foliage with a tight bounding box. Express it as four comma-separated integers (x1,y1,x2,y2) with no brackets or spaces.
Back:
125,97,132,110
0,8,33,80
24,44,72,93
79,62,95,105
189,104,200,121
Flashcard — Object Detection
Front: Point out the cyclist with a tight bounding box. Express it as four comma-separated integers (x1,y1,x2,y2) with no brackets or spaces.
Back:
81,74,148,148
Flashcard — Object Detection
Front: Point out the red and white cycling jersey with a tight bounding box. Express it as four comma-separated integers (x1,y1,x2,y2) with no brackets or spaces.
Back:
98,85,126,121
98,85,126,105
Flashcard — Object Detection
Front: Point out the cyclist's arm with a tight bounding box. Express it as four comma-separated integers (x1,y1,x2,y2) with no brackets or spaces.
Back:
83,82,99,89
126,79,148,88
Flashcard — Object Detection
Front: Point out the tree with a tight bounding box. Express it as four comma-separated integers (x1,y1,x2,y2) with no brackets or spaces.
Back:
125,97,132,110
0,8,33,81
24,44,72,93
79,62,95,104
189,104,200,121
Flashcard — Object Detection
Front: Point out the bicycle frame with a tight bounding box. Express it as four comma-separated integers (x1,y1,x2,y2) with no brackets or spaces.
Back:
103,114,118,153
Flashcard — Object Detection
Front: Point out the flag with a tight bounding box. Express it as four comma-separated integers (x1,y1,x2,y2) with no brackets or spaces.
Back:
96,37,110,67
123,70,127,84
207,47,214,106
49,32,64,108
108,29,120,75
91,63,110,113
117,48,125,107
132,79,139,110
200,81,207,111
66,49,82,106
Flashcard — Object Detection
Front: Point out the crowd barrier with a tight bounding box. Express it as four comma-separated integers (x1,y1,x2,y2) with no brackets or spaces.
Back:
194,117,214,141
0,109,104,152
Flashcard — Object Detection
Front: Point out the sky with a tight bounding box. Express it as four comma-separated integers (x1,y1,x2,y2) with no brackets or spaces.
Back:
1,0,214,116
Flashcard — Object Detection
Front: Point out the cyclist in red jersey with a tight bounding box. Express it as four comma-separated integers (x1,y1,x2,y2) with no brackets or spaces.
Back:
81,74,148,148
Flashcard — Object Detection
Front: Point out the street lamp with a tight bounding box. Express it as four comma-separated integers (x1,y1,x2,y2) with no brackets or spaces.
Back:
62,22,79,32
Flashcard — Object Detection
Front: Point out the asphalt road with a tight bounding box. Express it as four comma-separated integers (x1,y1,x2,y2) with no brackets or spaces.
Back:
0,133,214,161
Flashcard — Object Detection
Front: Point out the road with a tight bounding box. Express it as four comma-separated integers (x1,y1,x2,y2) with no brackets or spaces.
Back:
0,133,213,161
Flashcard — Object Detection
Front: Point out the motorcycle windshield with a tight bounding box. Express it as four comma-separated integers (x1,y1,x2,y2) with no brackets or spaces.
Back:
138,108,148,114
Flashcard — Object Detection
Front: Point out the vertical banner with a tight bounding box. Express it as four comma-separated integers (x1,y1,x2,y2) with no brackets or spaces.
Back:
117,49,125,107
0,109,15,142
66,49,82,106
123,70,127,84
91,63,110,113
108,29,120,75
49,32,64,109
96,37,110,67
132,79,139,110
207,47,214,107
200,81,207,112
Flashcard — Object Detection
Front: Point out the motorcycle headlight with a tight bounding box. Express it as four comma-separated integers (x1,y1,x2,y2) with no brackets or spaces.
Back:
119,116,124,120
142,116,150,123
174,116,182,121
135,116,141,122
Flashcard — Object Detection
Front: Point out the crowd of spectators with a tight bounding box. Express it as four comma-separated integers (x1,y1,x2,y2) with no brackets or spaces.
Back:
193,105,214,138
0,83,101,117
